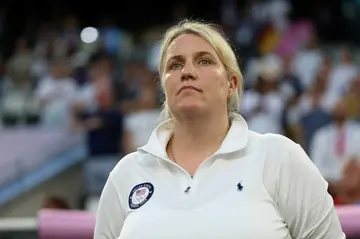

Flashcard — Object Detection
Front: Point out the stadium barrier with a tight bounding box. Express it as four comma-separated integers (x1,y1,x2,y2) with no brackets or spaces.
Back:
35,206,360,238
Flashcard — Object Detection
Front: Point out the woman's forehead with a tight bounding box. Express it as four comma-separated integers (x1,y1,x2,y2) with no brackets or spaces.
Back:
165,34,217,59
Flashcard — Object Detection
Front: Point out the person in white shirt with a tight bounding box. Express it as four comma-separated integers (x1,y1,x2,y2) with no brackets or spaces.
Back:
310,99,360,191
292,34,323,89
94,20,345,239
241,64,284,134
328,48,358,97
35,58,77,127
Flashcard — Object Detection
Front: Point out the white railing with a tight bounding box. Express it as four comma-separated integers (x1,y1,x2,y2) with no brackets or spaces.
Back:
0,217,37,231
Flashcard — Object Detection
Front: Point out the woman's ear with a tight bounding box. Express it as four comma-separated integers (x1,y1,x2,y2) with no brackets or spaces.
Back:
228,74,238,95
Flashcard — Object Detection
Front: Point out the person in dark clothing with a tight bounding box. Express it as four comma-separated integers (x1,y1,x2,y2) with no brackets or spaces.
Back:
72,52,124,198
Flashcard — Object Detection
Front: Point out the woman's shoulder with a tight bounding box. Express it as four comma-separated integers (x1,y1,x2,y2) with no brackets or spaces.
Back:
111,151,144,170
247,131,312,173
249,132,325,199
109,151,155,180
248,131,299,154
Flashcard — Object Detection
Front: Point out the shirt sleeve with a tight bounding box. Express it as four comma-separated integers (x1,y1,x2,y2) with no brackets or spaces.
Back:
277,143,345,239
94,175,125,239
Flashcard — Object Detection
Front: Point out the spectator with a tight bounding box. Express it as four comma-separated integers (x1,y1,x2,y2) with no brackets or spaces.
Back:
1,42,39,126
121,62,161,154
292,32,323,89
71,52,123,199
328,47,358,97
299,93,332,152
298,62,339,115
241,64,284,134
344,75,360,120
310,99,360,199
35,57,77,127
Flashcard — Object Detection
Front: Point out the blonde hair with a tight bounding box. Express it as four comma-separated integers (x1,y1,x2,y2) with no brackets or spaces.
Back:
158,19,244,119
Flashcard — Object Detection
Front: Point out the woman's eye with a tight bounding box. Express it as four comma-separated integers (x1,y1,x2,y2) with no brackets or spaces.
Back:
198,59,212,65
171,63,182,70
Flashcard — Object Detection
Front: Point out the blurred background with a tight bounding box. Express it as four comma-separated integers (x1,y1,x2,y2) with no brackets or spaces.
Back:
1,0,360,238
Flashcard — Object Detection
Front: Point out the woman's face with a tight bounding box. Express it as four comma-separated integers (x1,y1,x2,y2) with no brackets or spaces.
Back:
162,34,236,118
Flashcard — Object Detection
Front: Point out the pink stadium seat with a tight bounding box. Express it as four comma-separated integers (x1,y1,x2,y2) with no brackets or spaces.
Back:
336,205,360,237
38,209,96,239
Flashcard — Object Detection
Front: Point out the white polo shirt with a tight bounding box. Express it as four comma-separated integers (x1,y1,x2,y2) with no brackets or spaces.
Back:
94,114,345,239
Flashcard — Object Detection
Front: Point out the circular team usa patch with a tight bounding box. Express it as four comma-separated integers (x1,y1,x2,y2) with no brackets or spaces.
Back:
128,182,154,209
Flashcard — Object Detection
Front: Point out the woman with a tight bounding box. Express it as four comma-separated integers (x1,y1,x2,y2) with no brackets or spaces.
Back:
94,20,345,239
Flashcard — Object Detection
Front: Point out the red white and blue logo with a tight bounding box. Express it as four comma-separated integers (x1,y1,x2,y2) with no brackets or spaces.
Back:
128,182,154,209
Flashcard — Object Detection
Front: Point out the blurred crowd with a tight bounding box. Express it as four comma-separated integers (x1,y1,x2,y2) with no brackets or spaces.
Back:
0,0,360,208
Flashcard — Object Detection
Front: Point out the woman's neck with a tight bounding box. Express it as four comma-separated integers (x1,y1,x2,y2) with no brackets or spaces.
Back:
171,112,230,161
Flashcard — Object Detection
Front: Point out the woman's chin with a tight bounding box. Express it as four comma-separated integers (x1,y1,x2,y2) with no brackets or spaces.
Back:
174,103,206,116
